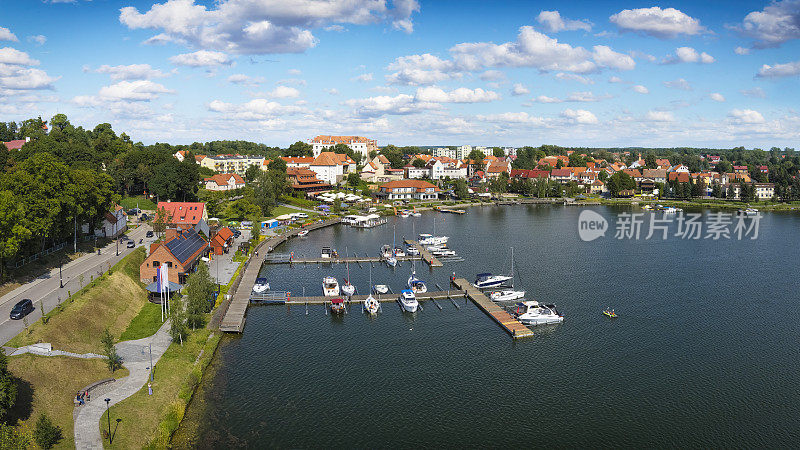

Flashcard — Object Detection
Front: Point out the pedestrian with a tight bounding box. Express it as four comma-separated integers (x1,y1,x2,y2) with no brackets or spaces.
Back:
77,392,84,406
85,390,90,402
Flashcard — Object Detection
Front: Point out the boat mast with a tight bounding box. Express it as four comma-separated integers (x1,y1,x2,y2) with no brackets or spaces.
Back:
510,247,514,289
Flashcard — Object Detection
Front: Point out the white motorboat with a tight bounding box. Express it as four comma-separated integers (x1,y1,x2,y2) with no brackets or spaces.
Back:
322,276,340,296
406,246,420,256
738,208,759,216
393,246,406,257
475,247,516,289
516,301,563,326
408,271,427,293
297,229,309,237
380,244,393,259
252,277,270,294
430,249,456,257
399,289,418,312
373,284,389,294
490,290,525,301
386,256,397,267
418,233,448,246
412,212,421,217
662,206,678,214
341,262,355,296
400,211,410,218
364,294,379,314
321,247,335,259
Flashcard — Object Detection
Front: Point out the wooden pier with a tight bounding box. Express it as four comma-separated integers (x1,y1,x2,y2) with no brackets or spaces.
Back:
273,290,466,305
436,207,466,215
265,255,423,265
404,240,443,267
451,278,534,339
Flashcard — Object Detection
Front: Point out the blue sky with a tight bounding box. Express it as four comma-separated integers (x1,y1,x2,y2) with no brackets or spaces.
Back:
1,0,799,148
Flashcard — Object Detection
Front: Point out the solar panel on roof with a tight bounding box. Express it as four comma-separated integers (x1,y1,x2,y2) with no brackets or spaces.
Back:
166,230,207,264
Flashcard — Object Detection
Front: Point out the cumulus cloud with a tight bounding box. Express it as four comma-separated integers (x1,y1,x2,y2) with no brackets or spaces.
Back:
345,94,433,117
119,0,420,55
325,88,339,95
663,78,692,90
709,92,726,102
737,0,800,49
479,70,505,81
96,64,171,80
662,47,715,64
414,87,500,103
207,98,304,120
227,73,265,86
266,85,300,98
533,91,610,103
646,110,674,122
477,111,547,125
511,83,529,96
729,108,765,123
536,10,592,32
169,50,232,67
0,65,59,90
555,72,594,84
97,80,174,101
534,95,562,103
633,85,649,94
0,27,17,42
756,60,800,78
561,108,598,124
735,46,751,55
610,7,705,38
608,76,623,83
386,26,633,85
351,72,373,82
0,47,39,66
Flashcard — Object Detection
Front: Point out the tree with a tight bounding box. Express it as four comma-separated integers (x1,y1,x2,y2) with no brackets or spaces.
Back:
100,329,122,372
0,191,31,282
468,149,485,162
244,164,261,182
412,158,426,168
331,143,362,164
645,153,657,169
598,170,608,182
285,141,312,157
606,171,635,197
0,349,14,422
225,198,260,220
169,295,188,344
346,173,361,187
489,172,509,194
34,414,63,449
492,147,504,157
568,153,586,167
184,262,215,329
379,145,405,169
153,207,169,237
253,164,288,216
453,179,469,199
0,423,29,448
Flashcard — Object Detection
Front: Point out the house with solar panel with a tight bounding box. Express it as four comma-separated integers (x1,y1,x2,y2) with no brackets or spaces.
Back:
140,227,209,286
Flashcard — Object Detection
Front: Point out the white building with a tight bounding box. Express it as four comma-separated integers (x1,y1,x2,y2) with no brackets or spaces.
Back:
204,173,245,191
457,145,472,160
432,147,457,159
309,135,378,159
378,180,440,201
82,205,127,238
504,147,517,157
309,152,356,185
199,154,265,175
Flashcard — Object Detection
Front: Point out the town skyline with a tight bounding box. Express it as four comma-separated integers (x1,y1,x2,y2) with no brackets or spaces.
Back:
1,1,799,148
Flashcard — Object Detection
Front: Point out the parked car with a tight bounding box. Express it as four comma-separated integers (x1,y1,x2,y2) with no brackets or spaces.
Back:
233,230,242,238
140,214,149,221
294,213,308,218
241,220,253,227
146,230,154,238
126,240,135,248
9,299,33,320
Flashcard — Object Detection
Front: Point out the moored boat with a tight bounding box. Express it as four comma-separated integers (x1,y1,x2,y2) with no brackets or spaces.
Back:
364,294,379,314
252,277,270,294
297,229,309,237
322,276,340,296
373,284,389,294
490,290,525,301
408,271,427,293
330,298,346,314
516,301,563,326
475,272,513,289
399,289,418,313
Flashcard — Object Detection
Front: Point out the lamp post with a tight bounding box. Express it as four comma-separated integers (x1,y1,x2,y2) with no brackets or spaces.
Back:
149,343,153,382
59,264,63,289
104,398,111,442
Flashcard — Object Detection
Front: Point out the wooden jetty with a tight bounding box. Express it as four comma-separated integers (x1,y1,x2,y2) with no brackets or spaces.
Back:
219,218,340,333
273,290,466,305
404,239,443,267
436,207,466,215
265,255,423,265
451,278,534,339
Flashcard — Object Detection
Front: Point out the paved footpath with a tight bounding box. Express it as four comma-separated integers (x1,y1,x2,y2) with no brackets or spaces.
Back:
0,224,152,346
74,321,172,449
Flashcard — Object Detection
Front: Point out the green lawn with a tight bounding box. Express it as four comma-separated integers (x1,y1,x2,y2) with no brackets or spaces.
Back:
268,205,316,218
119,302,163,341
120,196,156,211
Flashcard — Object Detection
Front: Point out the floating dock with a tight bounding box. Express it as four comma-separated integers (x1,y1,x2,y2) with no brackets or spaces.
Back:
264,255,423,265
451,278,534,339
404,240,443,267
436,207,466,215
269,290,466,305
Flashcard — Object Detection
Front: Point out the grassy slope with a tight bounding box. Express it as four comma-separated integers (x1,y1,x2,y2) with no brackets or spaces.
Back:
7,247,148,353
119,302,163,341
119,196,156,211
8,355,129,449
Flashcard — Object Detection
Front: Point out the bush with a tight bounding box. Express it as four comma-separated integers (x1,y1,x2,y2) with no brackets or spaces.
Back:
101,329,123,372
34,414,63,449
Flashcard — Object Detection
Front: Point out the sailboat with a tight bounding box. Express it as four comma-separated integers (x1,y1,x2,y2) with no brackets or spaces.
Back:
364,264,379,314
385,225,397,267
407,257,427,293
475,247,516,289
342,260,355,296
489,247,524,300
418,217,448,245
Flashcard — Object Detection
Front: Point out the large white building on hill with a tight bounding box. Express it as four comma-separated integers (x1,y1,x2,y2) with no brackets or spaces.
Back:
309,135,378,158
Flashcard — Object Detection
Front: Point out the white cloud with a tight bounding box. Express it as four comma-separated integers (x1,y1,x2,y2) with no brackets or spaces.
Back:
266,85,300,98
385,53,459,85
169,50,232,67
0,27,17,42
633,85,649,94
0,47,39,65
97,80,174,101
610,7,705,38
276,78,307,86
741,87,766,98
479,70,505,81
534,91,610,103
555,72,594,84
534,95,562,103
663,47,715,64
324,24,346,32
608,76,623,83
325,88,339,95
288,68,302,75
207,98,304,120
592,45,636,70
735,46,751,55
729,109,765,123
28,35,46,46
536,10,592,33
646,110,674,122
756,60,800,78
414,87,500,103
709,92,725,102
0,64,59,90
477,111,547,125
511,83,529,96
96,64,170,80
351,72,373,82
345,93,433,117
663,78,692,90
119,0,419,55
738,0,800,49
227,73,265,86
561,108,598,124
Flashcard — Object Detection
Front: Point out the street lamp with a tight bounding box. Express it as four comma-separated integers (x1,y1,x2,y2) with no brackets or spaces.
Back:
59,264,63,289
104,398,111,442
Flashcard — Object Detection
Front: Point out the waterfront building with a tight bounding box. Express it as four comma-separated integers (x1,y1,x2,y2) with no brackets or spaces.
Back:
377,179,440,200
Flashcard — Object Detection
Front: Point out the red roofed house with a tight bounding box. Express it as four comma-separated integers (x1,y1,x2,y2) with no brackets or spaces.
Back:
377,180,440,201
309,135,378,159
309,152,356,185
550,168,573,183
733,165,748,174
157,201,207,226
287,167,331,193
510,169,549,180
485,160,511,179
140,228,209,285
204,173,245,191
210,226,234,255
2,138,29,150
668,172,691,183
759,165,768,174
281,156,314,168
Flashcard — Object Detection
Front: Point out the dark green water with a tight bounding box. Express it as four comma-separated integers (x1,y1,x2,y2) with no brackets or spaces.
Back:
178,205,800,448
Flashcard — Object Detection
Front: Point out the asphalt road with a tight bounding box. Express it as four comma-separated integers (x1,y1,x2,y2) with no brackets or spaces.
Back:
0,224,153,346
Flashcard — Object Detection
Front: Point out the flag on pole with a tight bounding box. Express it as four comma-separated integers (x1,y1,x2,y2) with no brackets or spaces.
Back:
157,266,164,322
161,264,170,316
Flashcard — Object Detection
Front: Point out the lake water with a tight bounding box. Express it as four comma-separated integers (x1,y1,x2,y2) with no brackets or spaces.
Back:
176,205,800,448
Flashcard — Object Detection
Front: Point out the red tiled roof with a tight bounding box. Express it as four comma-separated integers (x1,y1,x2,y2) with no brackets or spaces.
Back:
510,169,549,179
311,135,376,145
379,179,440,193
550,168,572,177
2,140,26,150
668,172,690,183
205,173,245,186
157,202,205,225
281,156,314,164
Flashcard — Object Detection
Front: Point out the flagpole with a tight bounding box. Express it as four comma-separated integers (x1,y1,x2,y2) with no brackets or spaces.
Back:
159,267,163,322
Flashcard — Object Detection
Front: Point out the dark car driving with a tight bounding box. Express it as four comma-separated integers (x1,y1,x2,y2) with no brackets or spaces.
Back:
146,230,154,238
10,299,33,320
